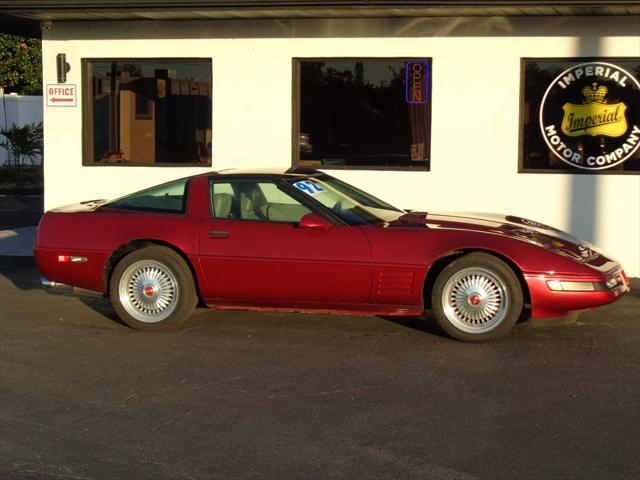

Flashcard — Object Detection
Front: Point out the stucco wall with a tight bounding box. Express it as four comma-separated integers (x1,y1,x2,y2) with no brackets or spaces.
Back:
41,16,640,275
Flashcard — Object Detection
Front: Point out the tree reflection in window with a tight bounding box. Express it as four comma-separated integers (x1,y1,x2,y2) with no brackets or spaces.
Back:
296,59,432,170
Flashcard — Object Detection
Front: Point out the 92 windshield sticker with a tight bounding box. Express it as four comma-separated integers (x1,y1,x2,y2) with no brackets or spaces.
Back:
293,180,325,196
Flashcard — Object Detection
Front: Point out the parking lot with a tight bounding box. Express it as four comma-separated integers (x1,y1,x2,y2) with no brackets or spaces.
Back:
1,254,639,480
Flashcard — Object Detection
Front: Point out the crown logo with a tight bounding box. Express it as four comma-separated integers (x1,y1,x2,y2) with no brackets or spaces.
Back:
582,83,608,104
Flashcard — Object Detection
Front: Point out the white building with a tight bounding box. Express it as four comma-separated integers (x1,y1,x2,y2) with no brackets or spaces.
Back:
2,1,639,275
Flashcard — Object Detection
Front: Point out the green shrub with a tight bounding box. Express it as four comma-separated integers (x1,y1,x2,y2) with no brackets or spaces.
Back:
0,122,43,167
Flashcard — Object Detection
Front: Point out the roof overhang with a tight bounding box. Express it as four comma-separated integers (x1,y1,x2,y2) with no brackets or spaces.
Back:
1,1,638,36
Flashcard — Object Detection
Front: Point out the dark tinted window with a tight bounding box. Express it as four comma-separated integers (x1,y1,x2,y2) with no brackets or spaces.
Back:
295,59,432,170
105,178,188,213
84,59,212,166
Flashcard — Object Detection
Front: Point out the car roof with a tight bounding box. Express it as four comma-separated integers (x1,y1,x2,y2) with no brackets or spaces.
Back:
218,167,291,175
219,167,320,176
193,166,322,180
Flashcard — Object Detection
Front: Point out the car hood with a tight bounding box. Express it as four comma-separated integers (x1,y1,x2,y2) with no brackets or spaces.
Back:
387,211,614,268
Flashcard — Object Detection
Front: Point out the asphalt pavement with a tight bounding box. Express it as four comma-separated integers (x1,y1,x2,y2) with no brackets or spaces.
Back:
1,263,639,479
1,195,639,479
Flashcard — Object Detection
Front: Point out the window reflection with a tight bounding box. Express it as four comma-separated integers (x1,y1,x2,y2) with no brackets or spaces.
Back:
85,59,212,166
296,59,432,170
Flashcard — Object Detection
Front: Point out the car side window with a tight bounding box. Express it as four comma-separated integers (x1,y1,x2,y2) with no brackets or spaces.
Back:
105,178,188,213
211,181,311,223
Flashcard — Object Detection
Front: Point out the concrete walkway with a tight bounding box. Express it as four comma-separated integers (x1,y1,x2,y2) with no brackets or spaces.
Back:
0,226,36,256
0,193,42,255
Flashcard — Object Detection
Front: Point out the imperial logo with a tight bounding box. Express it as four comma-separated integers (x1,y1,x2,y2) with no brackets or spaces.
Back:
561,84,627,137
539,61,640,170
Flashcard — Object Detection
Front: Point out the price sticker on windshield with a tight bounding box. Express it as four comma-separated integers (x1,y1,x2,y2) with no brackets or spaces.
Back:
294,180,325,196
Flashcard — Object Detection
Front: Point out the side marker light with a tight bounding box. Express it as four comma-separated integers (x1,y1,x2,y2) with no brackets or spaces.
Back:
58,255,87,263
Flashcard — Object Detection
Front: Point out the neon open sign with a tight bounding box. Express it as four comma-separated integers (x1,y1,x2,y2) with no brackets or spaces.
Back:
405,61,429,104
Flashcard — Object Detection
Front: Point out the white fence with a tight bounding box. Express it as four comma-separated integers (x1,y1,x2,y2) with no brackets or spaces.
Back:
0,93,43,166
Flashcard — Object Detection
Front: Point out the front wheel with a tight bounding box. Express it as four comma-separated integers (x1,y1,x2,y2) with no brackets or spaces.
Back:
431,253,523,342
109,246,197,331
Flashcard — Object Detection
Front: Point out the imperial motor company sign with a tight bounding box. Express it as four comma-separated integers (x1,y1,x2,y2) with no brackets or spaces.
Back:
539,62,640,171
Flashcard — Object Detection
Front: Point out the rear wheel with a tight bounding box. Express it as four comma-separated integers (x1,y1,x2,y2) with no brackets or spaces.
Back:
109,246,196,331
431,253,523,342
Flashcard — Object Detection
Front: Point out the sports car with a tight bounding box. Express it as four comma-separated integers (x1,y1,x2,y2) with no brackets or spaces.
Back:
35,168,630,341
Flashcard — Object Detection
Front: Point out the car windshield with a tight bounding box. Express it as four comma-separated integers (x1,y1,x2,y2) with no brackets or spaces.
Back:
289,174,405,225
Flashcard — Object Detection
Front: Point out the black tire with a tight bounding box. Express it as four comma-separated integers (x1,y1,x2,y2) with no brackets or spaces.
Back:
431,253,523,342
109,246,197,331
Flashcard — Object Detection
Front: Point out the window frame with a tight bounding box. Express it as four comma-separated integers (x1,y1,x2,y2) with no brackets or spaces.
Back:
81,57,213,168
292,57,433,172
518,56,640,175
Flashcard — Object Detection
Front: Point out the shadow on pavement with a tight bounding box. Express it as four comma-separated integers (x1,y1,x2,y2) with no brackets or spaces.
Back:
0,256,127,329
2,256,639,335
0,256,41,291
0,194,43,229
628,278,640,298
378,313,446,337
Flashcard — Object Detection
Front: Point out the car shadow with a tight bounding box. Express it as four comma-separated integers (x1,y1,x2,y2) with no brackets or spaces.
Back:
4,256,638,333
0,256,127,327
76,292,128,327
378,313,448,338
379,306,544,340
39,281,128,328
0,256,42,291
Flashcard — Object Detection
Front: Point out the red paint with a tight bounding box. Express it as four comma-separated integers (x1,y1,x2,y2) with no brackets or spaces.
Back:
469,294,482,306
34,171,629,323
524,273,628,318
299,212,334,230
197,217,371,303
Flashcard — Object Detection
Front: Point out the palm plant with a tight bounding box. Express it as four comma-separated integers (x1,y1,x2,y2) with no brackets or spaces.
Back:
0,122,43,167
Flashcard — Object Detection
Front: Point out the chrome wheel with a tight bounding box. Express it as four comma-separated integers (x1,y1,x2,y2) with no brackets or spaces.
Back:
118,259,179,323
441,267,509,334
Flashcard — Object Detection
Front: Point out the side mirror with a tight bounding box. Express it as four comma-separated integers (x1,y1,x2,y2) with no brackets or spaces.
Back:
299,213,333,230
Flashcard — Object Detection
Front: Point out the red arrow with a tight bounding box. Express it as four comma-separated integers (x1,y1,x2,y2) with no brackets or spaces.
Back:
50,98,74,103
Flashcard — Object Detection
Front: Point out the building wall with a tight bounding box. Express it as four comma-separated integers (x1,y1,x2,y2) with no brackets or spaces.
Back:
0,94,43,165
41,16,640,275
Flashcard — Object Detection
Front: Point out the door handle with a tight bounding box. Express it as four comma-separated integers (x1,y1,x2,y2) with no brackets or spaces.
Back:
208,230,229,239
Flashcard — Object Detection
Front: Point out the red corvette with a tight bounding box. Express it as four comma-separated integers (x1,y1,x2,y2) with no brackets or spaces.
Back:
35,168,629,341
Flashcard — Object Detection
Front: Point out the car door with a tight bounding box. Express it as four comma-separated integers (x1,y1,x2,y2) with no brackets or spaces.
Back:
198,179,372,306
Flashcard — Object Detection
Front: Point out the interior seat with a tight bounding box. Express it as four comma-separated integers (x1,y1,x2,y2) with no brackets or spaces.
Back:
240,189,268,220
212,193,233,218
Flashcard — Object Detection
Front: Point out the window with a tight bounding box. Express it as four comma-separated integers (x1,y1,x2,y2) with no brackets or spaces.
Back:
520,58,640,173
83,59,212,166
294,59,432,170
211,181,311,223
104,178,189,213
290,175,403,225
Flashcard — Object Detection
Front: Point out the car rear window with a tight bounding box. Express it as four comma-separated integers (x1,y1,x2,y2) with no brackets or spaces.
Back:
104,178,189,214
